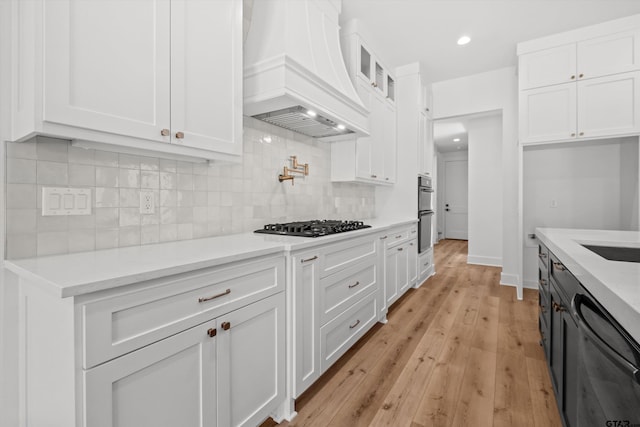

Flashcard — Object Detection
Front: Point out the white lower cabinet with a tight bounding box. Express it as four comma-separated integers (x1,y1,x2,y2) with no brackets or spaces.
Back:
85,318,218,427
379,225,418,314
290,234,379,398
86,293,284,427
417,247,435,286
16,254,285,427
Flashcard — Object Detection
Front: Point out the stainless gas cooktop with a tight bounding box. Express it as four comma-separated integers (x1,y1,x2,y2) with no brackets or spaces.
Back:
254,220,371,238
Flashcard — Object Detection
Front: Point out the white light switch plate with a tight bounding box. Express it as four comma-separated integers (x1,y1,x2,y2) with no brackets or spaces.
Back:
42,187,92,216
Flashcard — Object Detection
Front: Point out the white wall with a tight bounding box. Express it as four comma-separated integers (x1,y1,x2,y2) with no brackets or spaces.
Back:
432,67,520,290
522,137,639,286
467,114,503,266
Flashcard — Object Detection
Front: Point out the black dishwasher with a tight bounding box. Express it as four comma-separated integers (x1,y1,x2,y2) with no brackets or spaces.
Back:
572,292,640,426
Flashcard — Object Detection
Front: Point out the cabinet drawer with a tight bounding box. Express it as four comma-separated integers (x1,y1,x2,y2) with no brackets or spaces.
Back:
538,244,549,270
386,228,409,247
549,253,580,300
419,250,433,277
320,235,377,278
83,256,284,368
319,258,377,325
320,291,377,372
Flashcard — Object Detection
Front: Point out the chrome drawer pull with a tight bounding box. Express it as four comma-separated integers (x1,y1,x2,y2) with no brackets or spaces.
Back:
301,255,318,263
380,236,388,240
349,319,360,329
553,261,566,271
198,288,231,303
348,281,360,289
396,235,402,239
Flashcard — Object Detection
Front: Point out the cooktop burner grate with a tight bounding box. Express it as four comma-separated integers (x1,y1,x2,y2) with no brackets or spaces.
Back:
255,220,371,237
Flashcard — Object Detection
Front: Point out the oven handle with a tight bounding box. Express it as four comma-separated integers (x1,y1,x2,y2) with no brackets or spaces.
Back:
571,294,640,384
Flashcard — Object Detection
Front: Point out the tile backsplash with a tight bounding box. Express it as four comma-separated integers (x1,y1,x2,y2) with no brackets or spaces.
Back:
5,117,375,259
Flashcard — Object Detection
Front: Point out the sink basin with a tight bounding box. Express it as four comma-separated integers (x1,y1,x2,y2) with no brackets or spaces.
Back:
582,244,640,263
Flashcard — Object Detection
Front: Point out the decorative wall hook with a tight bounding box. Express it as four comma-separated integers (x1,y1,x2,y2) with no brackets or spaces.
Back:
278,155,309,185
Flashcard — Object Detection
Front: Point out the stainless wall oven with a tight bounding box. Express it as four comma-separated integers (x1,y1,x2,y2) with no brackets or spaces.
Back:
418,175,434,254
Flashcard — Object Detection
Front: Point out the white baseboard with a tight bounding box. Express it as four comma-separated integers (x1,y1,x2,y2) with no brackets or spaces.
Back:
467,255,502,267
499,272,519,287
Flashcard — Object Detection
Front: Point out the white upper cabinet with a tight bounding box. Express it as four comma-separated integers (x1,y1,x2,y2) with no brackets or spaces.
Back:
331,19,397,185
11,0,242,162
578,30,640,80
518,16,640,145
519,44,577,90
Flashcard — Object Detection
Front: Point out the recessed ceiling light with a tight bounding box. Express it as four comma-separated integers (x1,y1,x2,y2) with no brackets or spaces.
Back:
337,124,346,130
453,138,460,142
306,110,317,117
457,36,471,46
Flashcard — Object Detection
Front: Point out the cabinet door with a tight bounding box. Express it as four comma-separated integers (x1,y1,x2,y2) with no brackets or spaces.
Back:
385,247,398,307
397,244,410,296
578,30,640,79
418,112,434,175
354,79,374,180
292,252,321,397
84,319,217,427
44,0,171,143
217,293,285,427
170,0,242,155
369,94,386,181
519,84,577,144
382,102,397,183
519,44,577,90
408,241,418,287
577,71,640,139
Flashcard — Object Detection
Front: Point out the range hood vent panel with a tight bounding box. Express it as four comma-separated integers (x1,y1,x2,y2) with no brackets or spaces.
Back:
253,106,356,138
244,0,369,141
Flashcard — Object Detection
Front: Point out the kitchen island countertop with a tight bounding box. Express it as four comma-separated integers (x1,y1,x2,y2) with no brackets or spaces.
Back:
5,218,417,298
536,228,640,342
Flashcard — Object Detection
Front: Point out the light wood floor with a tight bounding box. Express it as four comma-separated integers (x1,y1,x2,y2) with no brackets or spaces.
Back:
269,239,562,427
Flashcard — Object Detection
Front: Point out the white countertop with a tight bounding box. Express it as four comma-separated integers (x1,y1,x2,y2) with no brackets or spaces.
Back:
536,228,640,341
5,218,417,298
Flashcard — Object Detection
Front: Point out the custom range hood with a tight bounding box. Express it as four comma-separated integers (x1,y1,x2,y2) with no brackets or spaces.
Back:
243,0,369,141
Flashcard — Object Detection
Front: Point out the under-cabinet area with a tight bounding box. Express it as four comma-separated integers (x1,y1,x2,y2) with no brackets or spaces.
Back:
4,220,431,426
522,136,639,286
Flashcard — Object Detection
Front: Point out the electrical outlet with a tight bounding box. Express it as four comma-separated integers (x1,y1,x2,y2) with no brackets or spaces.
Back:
140,191,155,214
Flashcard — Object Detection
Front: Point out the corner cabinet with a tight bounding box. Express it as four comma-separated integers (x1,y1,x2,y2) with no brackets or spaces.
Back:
518,26,640,145
14,254,286,427
10,0,242,162
330,19,397,185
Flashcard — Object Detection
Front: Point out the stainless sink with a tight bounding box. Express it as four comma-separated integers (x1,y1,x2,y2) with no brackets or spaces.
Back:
582,244,640,263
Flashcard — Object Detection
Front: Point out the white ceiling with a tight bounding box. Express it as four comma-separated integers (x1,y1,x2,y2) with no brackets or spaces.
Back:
339,1,640,152
339,0,640,84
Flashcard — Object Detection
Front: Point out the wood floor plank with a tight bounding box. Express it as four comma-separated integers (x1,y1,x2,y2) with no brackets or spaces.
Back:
525,356,563,427
411,288,482,427
270,240,561,427
368,270,470,426
493,349,536,427
449,346,497,427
